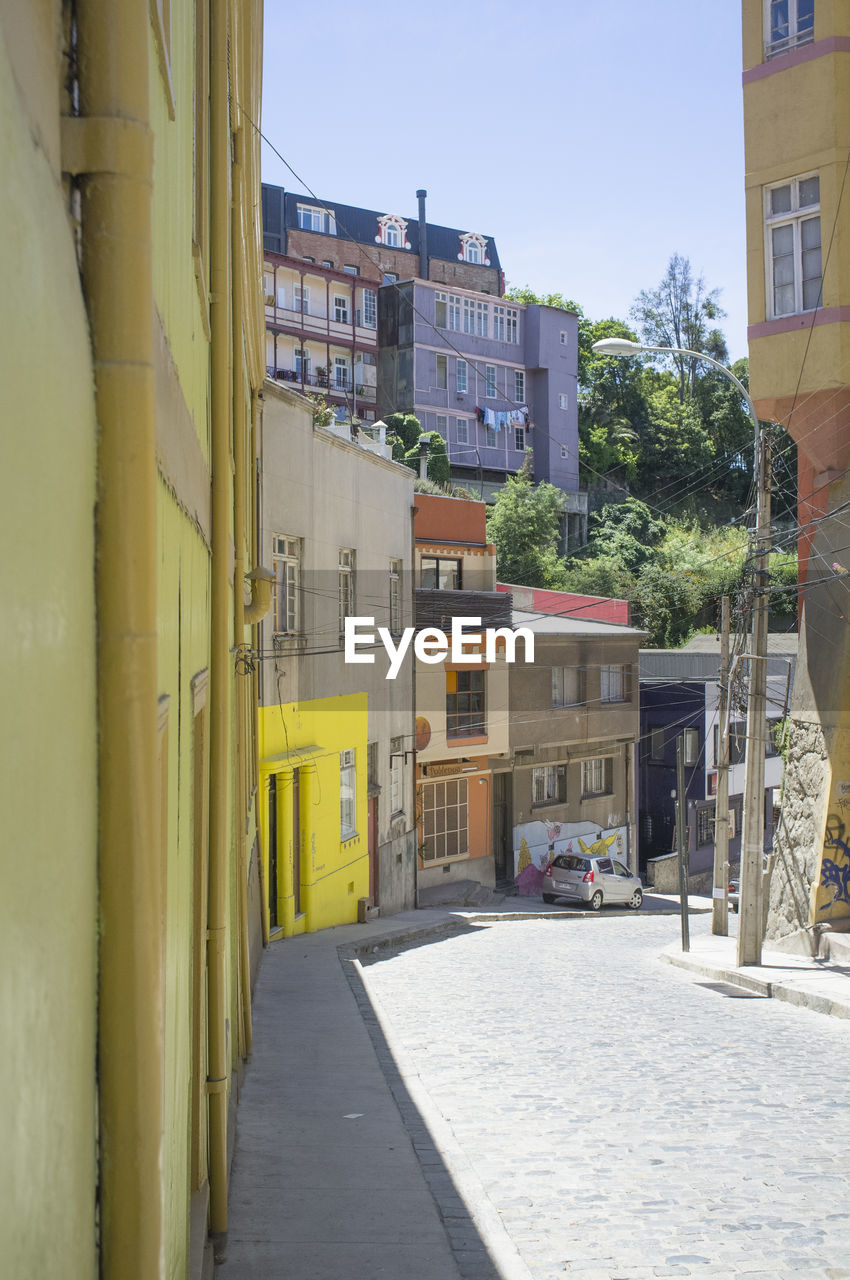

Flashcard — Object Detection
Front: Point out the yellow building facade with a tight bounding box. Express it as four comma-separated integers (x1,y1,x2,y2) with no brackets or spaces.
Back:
1,3,267,1278
743,0,850,940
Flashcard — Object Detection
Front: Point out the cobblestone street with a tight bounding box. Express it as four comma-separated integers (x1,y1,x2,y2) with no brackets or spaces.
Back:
360,913,850,1280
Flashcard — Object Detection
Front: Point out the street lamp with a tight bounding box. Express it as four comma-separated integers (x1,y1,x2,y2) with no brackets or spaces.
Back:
591,337,770,966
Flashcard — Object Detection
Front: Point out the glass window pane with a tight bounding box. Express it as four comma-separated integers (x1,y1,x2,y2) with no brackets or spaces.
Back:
798,0,814,32
803,275,822,309
770,184,792,216
774,282,795,315
772,223,794,255
773,253,795,286
445,781,457,805
801,215,821,249
799,176,819,208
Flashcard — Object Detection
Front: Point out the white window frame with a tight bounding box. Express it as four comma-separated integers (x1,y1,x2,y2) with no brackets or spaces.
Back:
435,291,447,328
333,293,350,324
485,426,497,448
339,548,355,633
600,664,629,703
389,559,402,635
506,308,518,343
436,354,448,389
435,413,448,437
683,727,699,767
532,763,567,807
764,0,815,59
297,204,335,234
294,283,310,315
294,346,310,379
340,749,357,840
552,666,583,708
463,298,476,335
514,370,525,402
485,364,497,398
272,536,300,634
581,756,613,798
334,356,350,389
390,736,404,815
492,305,506,341
514,426,525,452
476,301,489,338
448,295,462,331
559,392,569,410
764,173,822,318
362,289,377,329
456,418,469,444
560,330,568,346
263,271,274,305
456,359,468,394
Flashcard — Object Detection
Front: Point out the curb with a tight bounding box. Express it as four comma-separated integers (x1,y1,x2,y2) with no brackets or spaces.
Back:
660,947,850,1020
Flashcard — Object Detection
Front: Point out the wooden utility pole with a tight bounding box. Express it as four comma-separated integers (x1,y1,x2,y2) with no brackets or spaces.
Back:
712,597,731,936
676,736,690,953
738,435,772,966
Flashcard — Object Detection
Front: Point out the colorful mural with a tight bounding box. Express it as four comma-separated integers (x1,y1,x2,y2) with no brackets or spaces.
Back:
512,820,628,896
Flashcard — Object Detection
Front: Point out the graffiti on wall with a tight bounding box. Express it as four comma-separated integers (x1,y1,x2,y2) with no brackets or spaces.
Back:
513,820,627,897
816,802,850,921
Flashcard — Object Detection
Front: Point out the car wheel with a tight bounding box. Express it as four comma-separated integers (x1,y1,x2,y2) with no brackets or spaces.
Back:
542,893,556,905
628,888,643,910
589,890,603,912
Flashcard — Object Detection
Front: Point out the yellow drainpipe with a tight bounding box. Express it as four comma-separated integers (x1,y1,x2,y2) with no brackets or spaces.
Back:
208,0,232,1244
68,1,163,1276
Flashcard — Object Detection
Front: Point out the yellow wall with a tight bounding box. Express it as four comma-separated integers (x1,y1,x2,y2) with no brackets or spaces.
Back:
258,696,370,936
0,6,98,1276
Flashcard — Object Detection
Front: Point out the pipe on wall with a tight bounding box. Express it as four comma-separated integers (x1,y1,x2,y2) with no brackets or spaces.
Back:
72,1,163,1275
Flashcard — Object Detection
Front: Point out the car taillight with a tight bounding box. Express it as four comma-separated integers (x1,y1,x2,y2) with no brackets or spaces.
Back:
544,864,553,878
582,870,594,883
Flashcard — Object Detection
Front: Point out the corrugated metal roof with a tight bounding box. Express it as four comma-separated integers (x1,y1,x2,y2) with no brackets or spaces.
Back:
513,610,646,638
640,647,796,681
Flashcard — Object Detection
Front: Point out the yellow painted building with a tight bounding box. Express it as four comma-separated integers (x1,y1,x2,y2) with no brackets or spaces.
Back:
743,0,850,940
1,3,267,1278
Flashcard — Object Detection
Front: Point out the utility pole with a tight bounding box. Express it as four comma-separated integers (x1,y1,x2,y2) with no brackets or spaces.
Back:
738,434,772,966
712,596,731,936
676,736,690,953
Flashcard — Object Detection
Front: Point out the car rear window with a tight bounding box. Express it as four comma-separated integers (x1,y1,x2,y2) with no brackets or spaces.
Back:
596,858,614,873
552,854,588,872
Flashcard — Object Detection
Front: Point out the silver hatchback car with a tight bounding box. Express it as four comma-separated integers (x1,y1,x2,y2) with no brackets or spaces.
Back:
542,853,643,911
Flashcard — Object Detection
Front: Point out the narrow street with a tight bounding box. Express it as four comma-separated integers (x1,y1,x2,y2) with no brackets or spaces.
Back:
361,913,850,1280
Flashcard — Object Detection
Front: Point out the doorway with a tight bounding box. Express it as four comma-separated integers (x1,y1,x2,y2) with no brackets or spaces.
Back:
492,772,513,887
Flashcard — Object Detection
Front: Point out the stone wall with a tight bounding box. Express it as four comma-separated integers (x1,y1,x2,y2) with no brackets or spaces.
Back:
765,717,829,942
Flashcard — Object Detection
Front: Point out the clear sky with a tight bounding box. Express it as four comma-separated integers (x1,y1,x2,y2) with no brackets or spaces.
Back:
261,1,748,361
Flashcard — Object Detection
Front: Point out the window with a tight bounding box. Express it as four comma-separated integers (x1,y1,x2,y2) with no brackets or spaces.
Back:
476,301,489,337
514,426,525,451
466,242,480,263
276,285,286,309
421,778,468,862
765,0,814,58
340,749,356,839
514,370,525,402
600,664,629,703
390,558,402,635
650,726,666,760
334,356,350,389
297,204,335,234
765,174,821,317
446,670,485,738
294,347,310,379
384,272,398,284
436,354,448,389
338,548,355,632
493,305,506,341
457,359,468,394
333,294,349,324
559,393,569,410
343,264,359,275
362,289,377,328
272,536,300,634
420,556,461,589
385,224,399,247
294,283,310,314
485,426,497,448
263,271,274,304
435,414,448,437
532,764,567,806
697,805,715,847
581,756,613,797
552,666,583,707
560,330,568,345
506,308,518,343
683,727,699,766
435,291,447,328
485,364,497,398
463,298,476,335
456,418,469,444
390,736,404,814
448,295,462,330
322,260,333,269
560,445,568,459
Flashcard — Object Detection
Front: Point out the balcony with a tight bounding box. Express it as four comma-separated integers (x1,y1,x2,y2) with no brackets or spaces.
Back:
268,368,376,401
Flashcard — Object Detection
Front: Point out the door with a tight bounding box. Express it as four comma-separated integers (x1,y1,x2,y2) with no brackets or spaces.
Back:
368,795,379,903
292,769,301,917
268,774,278,927
492,772,513,884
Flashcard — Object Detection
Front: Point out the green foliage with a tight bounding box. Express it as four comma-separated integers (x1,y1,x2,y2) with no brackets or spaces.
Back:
384,412,422,452
308,394,335,428
486,470,567,588
630,252,727,402
632,562,704,647
586,499,667,572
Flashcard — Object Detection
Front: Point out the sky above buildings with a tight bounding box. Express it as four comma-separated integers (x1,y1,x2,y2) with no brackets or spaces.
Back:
261,1,748,361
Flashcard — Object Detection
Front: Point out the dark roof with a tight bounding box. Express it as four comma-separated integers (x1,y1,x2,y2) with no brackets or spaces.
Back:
640,648,796,682
261,183,502,272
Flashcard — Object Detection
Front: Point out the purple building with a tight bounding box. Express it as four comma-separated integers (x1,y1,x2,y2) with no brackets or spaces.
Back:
378,279,585,542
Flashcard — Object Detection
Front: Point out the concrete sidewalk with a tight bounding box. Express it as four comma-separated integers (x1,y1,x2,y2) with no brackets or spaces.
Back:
661,929,850,1018
214,907,534,1280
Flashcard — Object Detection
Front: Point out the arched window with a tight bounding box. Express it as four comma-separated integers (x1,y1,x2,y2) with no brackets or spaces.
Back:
375,213,411,250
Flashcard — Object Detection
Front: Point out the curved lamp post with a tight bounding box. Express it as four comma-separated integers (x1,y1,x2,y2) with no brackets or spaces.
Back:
591,337,769,966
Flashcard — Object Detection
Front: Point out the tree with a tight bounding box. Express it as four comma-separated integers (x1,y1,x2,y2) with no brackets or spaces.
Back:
630,253,727,402
503,286,593,383
486,465,567,588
